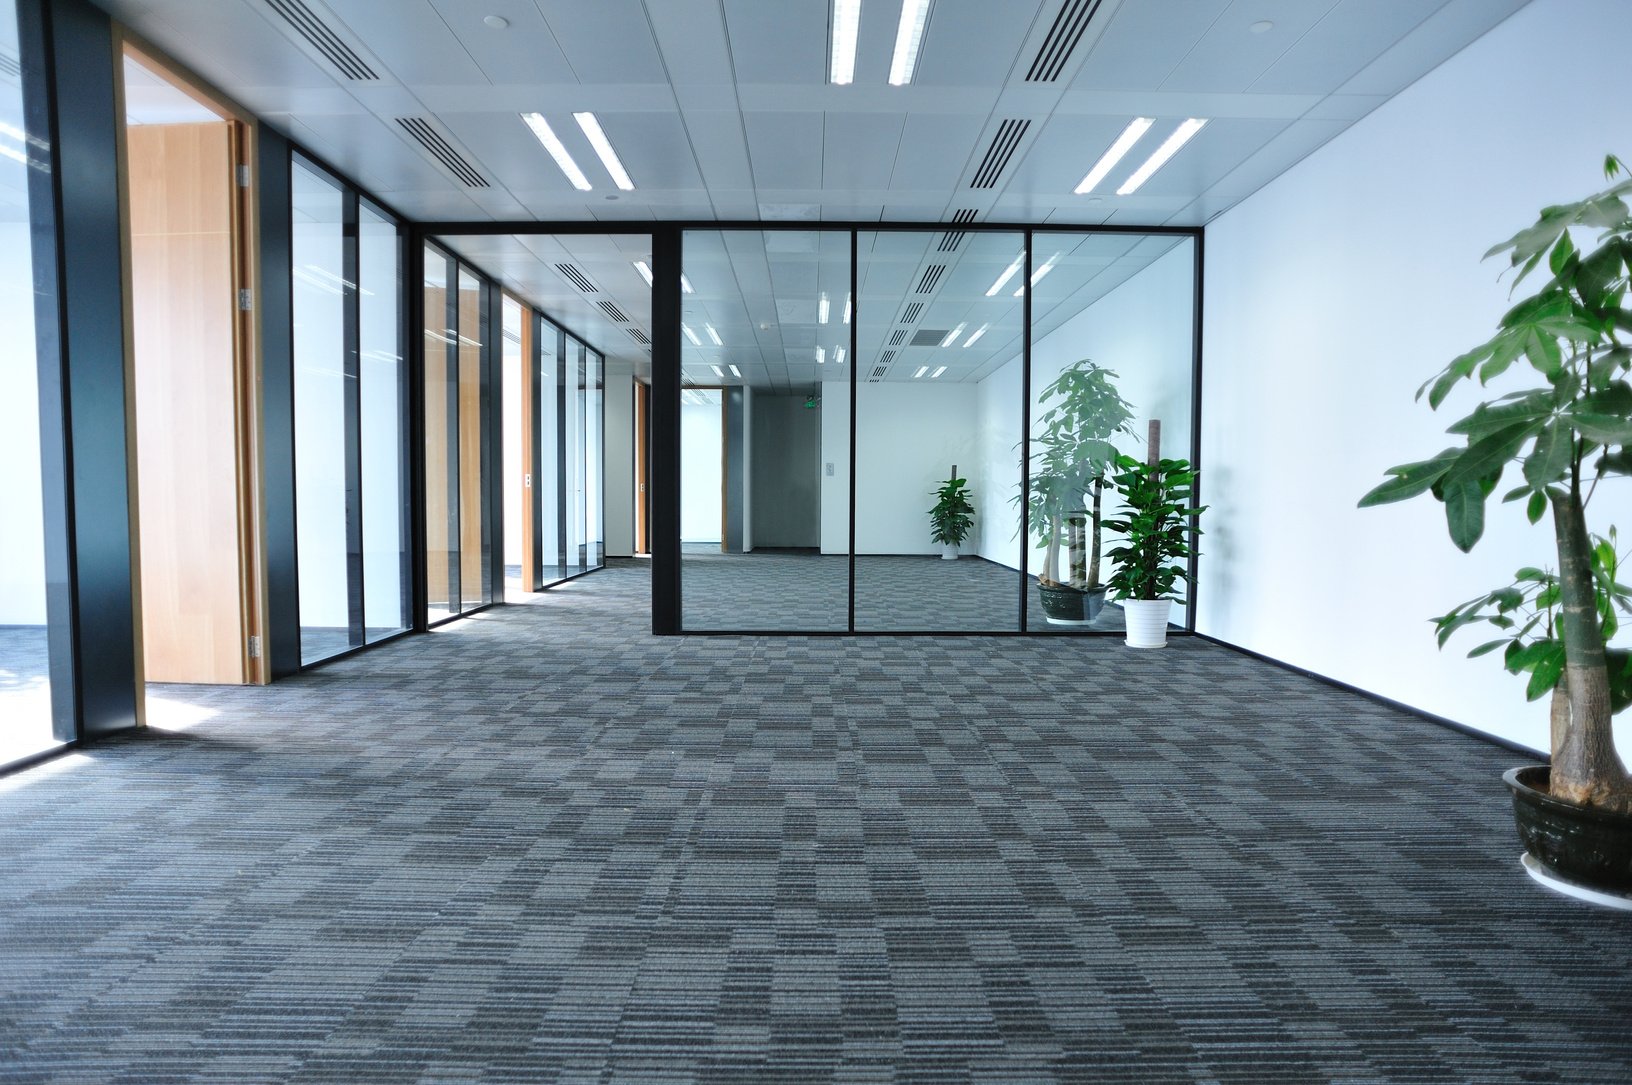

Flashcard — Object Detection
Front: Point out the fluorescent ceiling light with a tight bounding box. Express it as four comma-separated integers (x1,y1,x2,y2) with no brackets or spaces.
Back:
682,323,701,346
913,366,929,379
574,112,634,190
844,293,852,324
711,365,725,378
835,348,846,364
931,365,947,378
1015,253,1060,296
521,113,591,191
1118,118,1207,196
889,0,931,86
819,292,830,324
816,347,827,364
1075,117,1153,195
830,0,861,84
940,322,966,348
634,260,653,285
962,323,988,347
705,323,723,345
729,364,742,377
985,254,1024,296
682,274,694,294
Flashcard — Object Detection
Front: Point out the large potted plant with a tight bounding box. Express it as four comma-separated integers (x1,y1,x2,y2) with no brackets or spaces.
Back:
1019,359,1136,623
1359,155,1632,900
928,473,975,559
1103,453,1205,648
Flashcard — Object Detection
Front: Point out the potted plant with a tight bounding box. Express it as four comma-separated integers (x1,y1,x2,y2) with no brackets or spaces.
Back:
1019,359,1136,623
1359,155,1632,900
1103,453,1205,647
928,473,975,559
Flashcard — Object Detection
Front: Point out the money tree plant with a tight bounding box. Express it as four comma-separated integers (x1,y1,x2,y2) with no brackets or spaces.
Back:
1359,155,1632,813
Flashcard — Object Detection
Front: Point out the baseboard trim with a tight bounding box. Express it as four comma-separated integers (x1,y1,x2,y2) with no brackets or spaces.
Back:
1193,633,1547,760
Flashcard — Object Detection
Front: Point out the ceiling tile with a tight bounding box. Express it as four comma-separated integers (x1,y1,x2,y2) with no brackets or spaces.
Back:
538,0,668,84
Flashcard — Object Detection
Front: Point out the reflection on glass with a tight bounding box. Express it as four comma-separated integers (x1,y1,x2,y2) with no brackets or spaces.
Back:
586,349,603,569
852,229,1025,632
0,0,59,765
680,229,849,631
458,267,488,609
292,163,351,663
566,338,587,577
359,202,409,643
538,319,563,585
1026,234,1196,633
502,297,525,595
424,246,457,621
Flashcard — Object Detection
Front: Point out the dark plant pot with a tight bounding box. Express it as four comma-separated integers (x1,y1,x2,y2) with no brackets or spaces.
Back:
1505,765,1632,893
1084,587,1106,620
1038,583,1089,624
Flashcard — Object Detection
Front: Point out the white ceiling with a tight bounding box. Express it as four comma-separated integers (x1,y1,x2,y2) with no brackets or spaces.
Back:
95,0,1532,379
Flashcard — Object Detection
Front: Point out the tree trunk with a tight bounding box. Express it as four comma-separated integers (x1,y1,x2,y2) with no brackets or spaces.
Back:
1549,489,1632,812
1085,477,1103,591
1043,513,1061,584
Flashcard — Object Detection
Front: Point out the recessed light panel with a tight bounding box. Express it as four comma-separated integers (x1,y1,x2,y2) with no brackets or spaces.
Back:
830,0,861,84
986,254,1024,296
1075,118,1152,194
521,113,591,191
889,0,932,85
1118,118,1207,195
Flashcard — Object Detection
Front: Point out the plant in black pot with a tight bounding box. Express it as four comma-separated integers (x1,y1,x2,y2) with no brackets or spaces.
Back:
1103,453,1205,648
928,473,975,560
1017,359,1136,624
1359,155,1632,904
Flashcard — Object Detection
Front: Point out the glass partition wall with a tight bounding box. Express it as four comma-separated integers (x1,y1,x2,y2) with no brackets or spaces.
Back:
675,226,1197,634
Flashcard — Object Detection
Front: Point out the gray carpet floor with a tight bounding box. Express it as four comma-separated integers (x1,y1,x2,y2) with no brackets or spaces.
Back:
682,551,1141,634
1,560,1629,1083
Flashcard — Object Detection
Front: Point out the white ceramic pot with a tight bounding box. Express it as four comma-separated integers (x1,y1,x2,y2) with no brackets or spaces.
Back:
1122,598,1171,648
942,543,959,560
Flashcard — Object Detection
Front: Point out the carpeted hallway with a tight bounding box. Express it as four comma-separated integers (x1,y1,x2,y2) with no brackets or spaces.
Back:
1,560,1628,1083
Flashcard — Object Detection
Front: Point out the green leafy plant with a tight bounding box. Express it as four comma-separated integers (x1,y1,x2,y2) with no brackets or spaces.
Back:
1015,359,1136,591
928,474,975,548
1103,455,1206,602
1359,155,1632,812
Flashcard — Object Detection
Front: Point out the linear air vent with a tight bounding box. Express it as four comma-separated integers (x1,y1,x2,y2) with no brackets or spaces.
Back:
901,302,923,324
265,0,379,81
394,117,487,187
627,327,651,344
0,52,19,80
916,264,946,294
911,329,948,347
1026,0,1105,83
937,210,979,252
555,263,597,293
598,300,631,323
870,364,890,381
970,118,1030,189
888,330,907,346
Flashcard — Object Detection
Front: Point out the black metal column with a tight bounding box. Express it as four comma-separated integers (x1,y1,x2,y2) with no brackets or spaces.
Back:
650,226,682,634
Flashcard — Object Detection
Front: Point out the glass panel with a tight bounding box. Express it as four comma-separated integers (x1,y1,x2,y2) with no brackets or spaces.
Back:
424,246,457,622
359,202,409,643
852,229,1024,632
291,162,351,663
586,349,602,570
502,296,525,595
565,338,587,578
538,319,563,586
1027,234,1196,633
0,0,59,765
458,267,488,609
680,229,850,631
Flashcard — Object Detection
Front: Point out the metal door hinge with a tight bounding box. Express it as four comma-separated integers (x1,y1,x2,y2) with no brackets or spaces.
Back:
238,289,254,311
248,635,262,659
236,164,251,188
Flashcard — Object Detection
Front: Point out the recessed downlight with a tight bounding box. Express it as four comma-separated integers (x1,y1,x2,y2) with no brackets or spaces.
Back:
1075,117,1152,194
574,112,634,190
889,0,932,85
1117,118,1207,195
521,113,592,191
830,0,861,84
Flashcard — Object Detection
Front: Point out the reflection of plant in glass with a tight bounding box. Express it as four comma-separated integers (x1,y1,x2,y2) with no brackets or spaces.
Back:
1103,455,1205,602
1359,155,1632,812
1016,360,1136,590
928,474,975,547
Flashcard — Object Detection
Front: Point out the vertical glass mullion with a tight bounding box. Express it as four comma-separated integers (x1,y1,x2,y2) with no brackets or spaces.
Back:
444,257,462,614
530,313,544,589
342,189,365,648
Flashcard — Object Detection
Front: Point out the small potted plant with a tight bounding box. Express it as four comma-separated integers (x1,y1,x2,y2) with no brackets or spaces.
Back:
1103,453,1205,648
1359,155,1632,900
929,472,975,559
1017,359,1136,622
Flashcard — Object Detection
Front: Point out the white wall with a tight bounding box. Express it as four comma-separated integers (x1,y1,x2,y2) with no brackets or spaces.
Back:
1198,0,1631,755
975,241,1196,575
603,359,634,558
821,381,981,554
0,221,46,625
681,394,723,542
